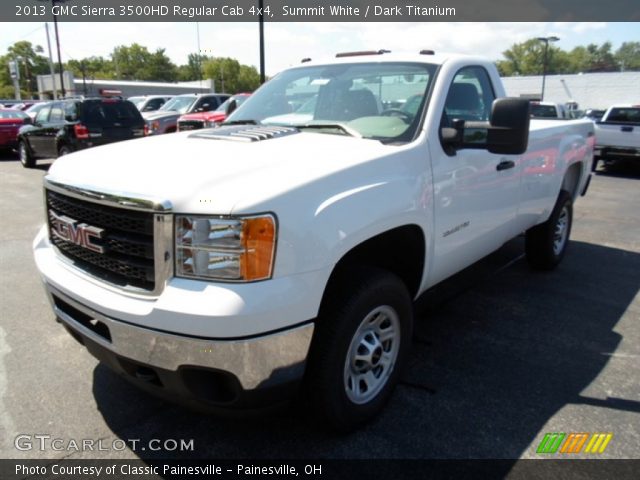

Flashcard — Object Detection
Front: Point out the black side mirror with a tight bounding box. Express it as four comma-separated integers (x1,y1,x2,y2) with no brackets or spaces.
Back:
22,116,33,125
441,98,530,155
225,99,238,117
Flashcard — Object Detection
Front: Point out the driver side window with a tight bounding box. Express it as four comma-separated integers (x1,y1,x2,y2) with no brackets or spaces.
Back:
35,105,51,124
442,66,495,127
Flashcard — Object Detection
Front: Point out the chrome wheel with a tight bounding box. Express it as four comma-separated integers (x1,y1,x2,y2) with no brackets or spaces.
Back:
553,206,569,256
344,305,401,405
19,143,27,164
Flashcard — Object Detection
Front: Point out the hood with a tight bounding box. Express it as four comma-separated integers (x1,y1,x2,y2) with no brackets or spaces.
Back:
180,111,226,122
45,126,398,215
142,110,180,121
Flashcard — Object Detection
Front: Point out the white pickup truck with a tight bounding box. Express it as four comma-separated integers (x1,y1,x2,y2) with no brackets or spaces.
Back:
594,105,640,165
33,51,594,430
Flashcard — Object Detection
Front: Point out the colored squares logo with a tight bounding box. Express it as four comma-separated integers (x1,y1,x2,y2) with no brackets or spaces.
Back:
537,432,613,454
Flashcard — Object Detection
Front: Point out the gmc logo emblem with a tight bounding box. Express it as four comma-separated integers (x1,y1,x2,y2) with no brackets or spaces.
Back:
49,210,104,254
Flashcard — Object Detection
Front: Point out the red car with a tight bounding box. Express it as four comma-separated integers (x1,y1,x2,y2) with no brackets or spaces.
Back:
0,109,31,151
177,93,251,131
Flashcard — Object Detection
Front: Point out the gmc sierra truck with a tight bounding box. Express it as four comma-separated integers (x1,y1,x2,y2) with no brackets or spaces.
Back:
33,51,594,430
594,104,640,166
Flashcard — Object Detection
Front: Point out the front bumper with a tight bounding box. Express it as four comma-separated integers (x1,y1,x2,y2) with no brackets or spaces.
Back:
46,284,314,408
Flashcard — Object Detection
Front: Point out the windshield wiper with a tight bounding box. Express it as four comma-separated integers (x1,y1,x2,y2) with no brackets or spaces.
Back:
296,123,361,138
222,119,259,126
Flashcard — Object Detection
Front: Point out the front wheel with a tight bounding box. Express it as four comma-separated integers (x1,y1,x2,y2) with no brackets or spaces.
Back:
525,190,573,270
19,141,35,168
305,268,413,431
58,145,72,157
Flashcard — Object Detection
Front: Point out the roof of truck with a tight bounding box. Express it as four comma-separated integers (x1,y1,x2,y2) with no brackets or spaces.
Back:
290,51,488,69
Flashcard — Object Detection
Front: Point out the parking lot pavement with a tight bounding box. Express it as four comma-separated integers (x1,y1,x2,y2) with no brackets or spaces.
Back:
1,150,638,463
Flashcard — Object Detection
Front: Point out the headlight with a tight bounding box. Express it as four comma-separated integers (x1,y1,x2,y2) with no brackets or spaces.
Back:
203,120,219,128
175,214,276,281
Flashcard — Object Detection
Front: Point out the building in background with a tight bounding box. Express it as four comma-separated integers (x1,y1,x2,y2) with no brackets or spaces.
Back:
502,72,640,111
36,72,215,99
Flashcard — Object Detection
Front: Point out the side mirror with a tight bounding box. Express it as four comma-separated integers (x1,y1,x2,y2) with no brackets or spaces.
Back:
225,99,238,117
22,116,33,125
441,98,530,155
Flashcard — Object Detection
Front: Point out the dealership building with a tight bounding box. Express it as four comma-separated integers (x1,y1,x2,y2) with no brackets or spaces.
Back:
36,72,215,99
502,71,640,110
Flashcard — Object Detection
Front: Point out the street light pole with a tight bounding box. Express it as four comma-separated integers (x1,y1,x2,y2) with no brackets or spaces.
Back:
537,36,559,101
52,0,66,97
259,0,265,84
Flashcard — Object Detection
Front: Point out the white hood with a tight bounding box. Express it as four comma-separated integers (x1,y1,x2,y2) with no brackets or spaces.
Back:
46,129,398,214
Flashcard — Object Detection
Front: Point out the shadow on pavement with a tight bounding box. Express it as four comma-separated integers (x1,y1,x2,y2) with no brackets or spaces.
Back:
594,160,640,179
90,238,638,471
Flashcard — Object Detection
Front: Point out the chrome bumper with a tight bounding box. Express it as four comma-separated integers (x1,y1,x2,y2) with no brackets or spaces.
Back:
45,284,314,391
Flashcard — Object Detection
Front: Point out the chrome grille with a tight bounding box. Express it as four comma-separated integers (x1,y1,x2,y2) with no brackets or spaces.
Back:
46,190,155,290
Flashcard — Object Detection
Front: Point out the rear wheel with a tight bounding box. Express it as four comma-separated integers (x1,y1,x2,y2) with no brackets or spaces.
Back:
305,267,413,431
19,141,35,168
525,190,573,270
58,145,72,157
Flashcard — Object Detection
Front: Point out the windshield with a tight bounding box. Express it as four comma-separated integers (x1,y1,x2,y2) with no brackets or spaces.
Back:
531,104,559,118
128,96,145,109
216,94,250,113
0,109,28,119
226,62,436,142
606,107,640,124
159,96,196,114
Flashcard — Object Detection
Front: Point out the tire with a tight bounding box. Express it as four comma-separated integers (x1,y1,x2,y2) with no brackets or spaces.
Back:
19,141,35,168
525,190,573,270
305,267,413,431
58,145,72,157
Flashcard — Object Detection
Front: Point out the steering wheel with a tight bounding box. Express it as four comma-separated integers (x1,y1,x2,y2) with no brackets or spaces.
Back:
380,108,413,123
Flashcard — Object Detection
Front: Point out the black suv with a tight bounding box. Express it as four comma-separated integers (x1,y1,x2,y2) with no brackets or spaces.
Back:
17,97,146,168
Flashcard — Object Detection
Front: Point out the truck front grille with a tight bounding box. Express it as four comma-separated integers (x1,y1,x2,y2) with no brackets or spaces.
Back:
46,190,155,290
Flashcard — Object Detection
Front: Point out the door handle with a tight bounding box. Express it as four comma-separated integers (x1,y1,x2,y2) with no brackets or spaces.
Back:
496,160,515,171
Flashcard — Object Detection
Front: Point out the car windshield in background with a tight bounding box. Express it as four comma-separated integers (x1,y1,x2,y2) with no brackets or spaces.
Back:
160,96,195,114
216,95,249,113
531,104,559,118
226,62,437,143
82,101,141,127
0,110,28,119
606,108,640,124
128,96,145,109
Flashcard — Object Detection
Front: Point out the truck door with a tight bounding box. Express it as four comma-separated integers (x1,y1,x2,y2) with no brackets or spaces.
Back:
42,102,66,157
428,66,522,284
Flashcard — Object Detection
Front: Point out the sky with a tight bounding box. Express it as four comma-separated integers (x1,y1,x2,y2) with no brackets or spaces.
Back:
1,22,639,77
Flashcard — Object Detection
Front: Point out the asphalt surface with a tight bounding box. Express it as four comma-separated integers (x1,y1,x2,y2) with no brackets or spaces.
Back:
0,150,638,467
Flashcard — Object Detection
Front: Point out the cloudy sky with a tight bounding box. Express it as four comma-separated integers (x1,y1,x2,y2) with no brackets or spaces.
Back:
2,22,638,76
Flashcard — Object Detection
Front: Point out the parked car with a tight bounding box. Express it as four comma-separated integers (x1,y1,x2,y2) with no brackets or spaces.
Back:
24,101,51,120
17,97,146,168
0,109,31,151
128,95,173,113
594,104,640,166
530,101,568,119
144,93,230,134
34,51,593,430
177,93,251,131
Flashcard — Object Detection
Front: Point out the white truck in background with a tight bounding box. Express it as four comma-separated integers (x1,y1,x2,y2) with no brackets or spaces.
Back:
594,105,640,166
33,51,594,430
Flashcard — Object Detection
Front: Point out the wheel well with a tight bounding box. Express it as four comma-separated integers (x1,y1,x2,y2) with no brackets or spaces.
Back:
562,163,583,201
323,225,425,302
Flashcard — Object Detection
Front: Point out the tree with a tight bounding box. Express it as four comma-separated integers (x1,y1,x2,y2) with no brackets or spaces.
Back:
66,56,114,81
110,43,177,81
496,39,569,76
203,57,241,93
1,41,50,98
615,41,640,71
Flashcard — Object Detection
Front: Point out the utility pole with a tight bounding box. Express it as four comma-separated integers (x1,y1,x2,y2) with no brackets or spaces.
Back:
259,0,265,84
8,59,21,100
52,0,66,97
45,23,58,99
537,36,559,101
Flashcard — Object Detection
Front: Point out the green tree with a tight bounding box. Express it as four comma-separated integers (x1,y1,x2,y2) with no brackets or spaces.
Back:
66,56,114,80
1,41,50,97
496,39,568,76
615,41,640,71
236,65,261,92
111,43,177,81
203,57,241,92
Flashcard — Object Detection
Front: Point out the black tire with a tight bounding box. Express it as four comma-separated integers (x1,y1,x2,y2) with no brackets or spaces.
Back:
18,140,35,168
58,145,72,157
525,190,573,270
305,267,413,431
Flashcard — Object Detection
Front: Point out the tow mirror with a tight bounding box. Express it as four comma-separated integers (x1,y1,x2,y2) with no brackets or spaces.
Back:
441,98,530,155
